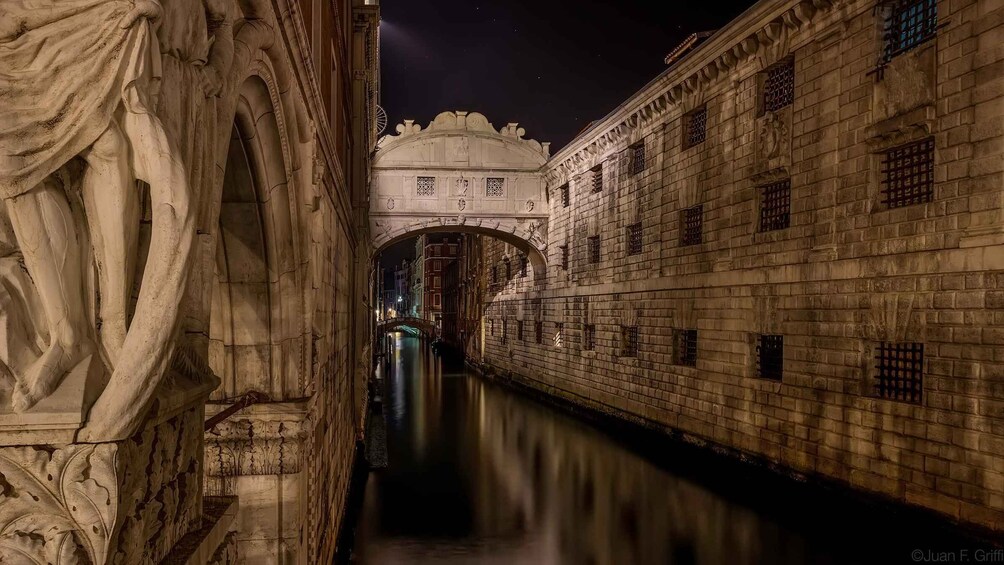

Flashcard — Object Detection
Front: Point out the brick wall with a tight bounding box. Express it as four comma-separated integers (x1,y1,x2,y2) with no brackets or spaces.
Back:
470,0,1004,531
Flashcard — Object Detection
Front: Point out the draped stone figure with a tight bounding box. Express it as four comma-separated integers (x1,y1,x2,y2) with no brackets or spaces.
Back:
0,0,197,441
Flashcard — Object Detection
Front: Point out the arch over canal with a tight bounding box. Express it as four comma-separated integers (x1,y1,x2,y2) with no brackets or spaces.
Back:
370,111,550,279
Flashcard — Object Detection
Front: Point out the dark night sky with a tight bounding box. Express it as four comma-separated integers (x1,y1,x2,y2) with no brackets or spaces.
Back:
379,0,758,151
377,0,758,274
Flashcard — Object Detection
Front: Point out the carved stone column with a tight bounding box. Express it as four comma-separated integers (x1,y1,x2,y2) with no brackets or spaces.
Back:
0,377,237,564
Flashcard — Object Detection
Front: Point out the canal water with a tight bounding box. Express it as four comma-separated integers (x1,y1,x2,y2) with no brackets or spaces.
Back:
348,335,984,564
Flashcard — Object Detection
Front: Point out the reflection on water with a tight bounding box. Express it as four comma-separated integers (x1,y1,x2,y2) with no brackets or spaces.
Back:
350,336,969,564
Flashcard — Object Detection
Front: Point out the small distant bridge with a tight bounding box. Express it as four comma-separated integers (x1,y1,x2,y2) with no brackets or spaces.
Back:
377,316,437,336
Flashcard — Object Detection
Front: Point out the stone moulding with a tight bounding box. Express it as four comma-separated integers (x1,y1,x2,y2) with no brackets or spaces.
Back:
378,111,551,159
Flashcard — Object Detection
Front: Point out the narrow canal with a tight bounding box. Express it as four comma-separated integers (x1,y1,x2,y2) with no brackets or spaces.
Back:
348,335,983,564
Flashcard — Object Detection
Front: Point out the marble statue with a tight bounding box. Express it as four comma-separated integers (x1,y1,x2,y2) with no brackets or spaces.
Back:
0,0,197,441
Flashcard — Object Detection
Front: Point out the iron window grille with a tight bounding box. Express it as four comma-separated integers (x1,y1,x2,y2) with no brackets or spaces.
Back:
555,323,564,348
535,322,543,344
584,324,596,351
560,245,569,270
673,329,698,366
517,320,524,341
680,205,703,246
882,0,938,64
504,258,511,281
591,164,603,193
417,176,436,196
520,254,528,277
491,266,498,286
759,180,791,232
621,326,639,357
881,138,934,209
588,236,600,264
502,319,507,345
630,142,646,175
756,334,783,380
875,342,924,404
561,183,570,208
683,106,707,149
627,223,643,256
486,177,505,198
490,319,494,336
762,57,795,114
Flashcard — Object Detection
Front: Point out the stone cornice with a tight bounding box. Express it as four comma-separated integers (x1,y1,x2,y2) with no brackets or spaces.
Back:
544,0,839,186
378,111,551,160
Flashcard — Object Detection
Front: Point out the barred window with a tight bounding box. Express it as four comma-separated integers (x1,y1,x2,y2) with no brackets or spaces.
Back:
875,342,924,404
561,183,570,208
673,329,698,366
555,323,564,348
759,180,791,232
881,138,934,209
683,106,707,149
620,326,639,357
756,334,783,380
417,176,436,196
502,319,508,345
627,223,643,256
591,164,603,193
519,254,528,277
490,319,494,336
535,321,543,344
883,0,938,63
584,324,596,351
559,245,569,270
630,142,646,175
517,320,524,341
762,57,795,114
486,177,505,198
680,205,703,246
491,265,498,286
588,236,600,264
504,258,511,281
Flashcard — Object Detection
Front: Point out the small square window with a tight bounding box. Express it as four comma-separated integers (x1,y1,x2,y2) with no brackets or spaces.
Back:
587,236,600,264
559,245,569,270
762,57,795,114
756,334,783,380
486,177,505,197
535,321,543,344
683,106,707,149
517,320,524,341
630,142,646,175
875,342,924,404
881,138,934,209
882,0,938,63
584,324,596,351
627,223,643,256
417,176,436,196
591,164,603,193
680,205,703,246
759,180,791,232
620,326,639,357
673,329,698,366
560,183,570,208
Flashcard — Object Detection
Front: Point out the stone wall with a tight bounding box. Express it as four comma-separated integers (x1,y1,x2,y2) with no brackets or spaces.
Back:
471,0,1004,532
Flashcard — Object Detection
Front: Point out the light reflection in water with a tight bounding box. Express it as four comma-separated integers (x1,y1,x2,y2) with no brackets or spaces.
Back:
351,336,968,565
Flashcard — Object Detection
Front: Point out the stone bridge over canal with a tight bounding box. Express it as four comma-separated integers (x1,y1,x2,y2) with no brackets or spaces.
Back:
370,111,550,277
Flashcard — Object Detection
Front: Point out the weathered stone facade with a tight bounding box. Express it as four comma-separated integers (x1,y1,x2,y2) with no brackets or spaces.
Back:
469,0,1004,533
0,0,378,562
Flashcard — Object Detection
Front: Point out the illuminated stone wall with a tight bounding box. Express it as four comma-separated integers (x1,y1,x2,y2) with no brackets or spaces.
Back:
472,0,1004,532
